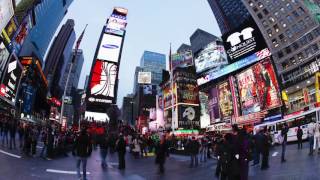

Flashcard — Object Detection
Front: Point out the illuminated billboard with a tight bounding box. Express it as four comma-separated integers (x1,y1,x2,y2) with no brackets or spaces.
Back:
194,42,228,74
222,17,267,64
171,50,193,70
2,17,18,42
97,34,123,63
303,0,320,23
88,60,117,103
237,68,261,115
199,92,210,129
85,111,109,122
208,87,220,123
107,14,127,31
0,0,14,32
0,41,10,79
178,105,200,129
252,58,282,110
0,53,23,105
138,71,151,84
218,81,233,121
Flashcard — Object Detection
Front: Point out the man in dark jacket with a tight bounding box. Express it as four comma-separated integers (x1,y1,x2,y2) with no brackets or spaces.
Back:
188,137,200,168
155,136,169,174
281,123,289,163
73,128,92,180
99,133,109,168
116,133,126,170
261,127,272,170
297,126,303,149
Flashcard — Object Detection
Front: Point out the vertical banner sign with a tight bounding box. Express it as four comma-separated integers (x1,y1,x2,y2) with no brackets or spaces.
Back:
316,73,320,103
229,76,240,118
208,87,220,123
217,81,233,122
303,88,310,105
199,92,210,128
0,0,14,32
178,105,200,129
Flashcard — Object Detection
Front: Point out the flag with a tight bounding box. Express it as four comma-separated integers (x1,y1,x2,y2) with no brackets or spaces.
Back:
75,24,88,50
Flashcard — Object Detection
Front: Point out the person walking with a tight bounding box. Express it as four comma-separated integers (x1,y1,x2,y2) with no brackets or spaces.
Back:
73,128,92,180
252,129,263,166
2,118,9,147
40,129,48,158
297,126,303,150
116,133,126,170
132,137,141,159
155,136,169,174
308,122,315,155
99,133,109,168
281,123,289,163
188,136,200,168
9,119,17,150
18,123,24,149
261,127,272,170
216,133,233,180
238,129,250,180
200,137,208,162
313,122,320,153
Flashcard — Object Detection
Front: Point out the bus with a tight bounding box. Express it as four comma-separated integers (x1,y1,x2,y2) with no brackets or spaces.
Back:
254,107,320,144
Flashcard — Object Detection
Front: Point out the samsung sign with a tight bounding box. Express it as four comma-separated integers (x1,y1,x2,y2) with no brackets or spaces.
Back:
222,18,267,64
197,48,271,86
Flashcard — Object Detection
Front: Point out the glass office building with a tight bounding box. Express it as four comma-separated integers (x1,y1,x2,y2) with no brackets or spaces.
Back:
140,51,166,86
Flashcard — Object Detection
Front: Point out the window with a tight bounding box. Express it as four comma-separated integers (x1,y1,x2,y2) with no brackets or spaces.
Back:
273,24,280,32
286,3,293,11
253,7,259,12
307,33,314,41
258,13,263,19
289,57,296,65
312,44,319,52
258,2,264,8
278,51,284,58
300,36,308,45
286,15,294,23
285,46,292,54
292,11,299,18
298,20,306,31
269,16,275,23
274,11,280,18
305,16,314,25
263,9,269,15
292,24,299,33
262,20,269,28
292,42,299,50
279,34,286,42
305,46,313,57
267,29,273,37
280,7,286,14
297,52,304,60
280,20,287,28
272,39,279,47
314,27,320,36
286,29,293,38
297,7,305,16
249,1,254,6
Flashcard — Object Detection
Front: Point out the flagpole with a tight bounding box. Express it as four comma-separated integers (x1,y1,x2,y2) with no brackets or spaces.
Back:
169,43,175,133
59,24,88,126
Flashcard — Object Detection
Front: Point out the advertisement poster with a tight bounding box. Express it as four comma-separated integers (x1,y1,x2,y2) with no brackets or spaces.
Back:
171,50,193,70
252,59,282,110
303,0,320,23
237,68,261,115
97,34,122,63
208,87,220,123
0,53,23,105
174,67,199,104
0,41,9,79
0,0,14,32
199,92,210,128
22,85,36,114
194,42,228,74
222,17,267,64
178,105,200,129
218,81,233,121
2,17,17,41
10,13,33,54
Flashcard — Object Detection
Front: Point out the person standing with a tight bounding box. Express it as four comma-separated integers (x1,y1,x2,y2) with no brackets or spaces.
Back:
40,129,48,158
9,119,17,150
73,128,92,180
313,122,320,153
216,133,233,180
188,136,200,168
281,123,289,163
308,122,315,155
99,133,109,168
238,129,250,180
261,128,272,170
2,118,9,147
116,133,126,170
155,136,169,174
252,129,263,166
297,126,303,150
200,137,208,162
18,123,24,149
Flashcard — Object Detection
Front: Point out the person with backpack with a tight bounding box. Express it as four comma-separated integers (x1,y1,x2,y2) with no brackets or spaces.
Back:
297,126,303,149
72,127,92,180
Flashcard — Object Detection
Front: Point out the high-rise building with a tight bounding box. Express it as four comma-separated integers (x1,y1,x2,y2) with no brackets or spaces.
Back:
133,66,144,94
242,0,320,114
177,44,192,53
207,0,251,34
140,51,166,86
121,94,134,125
43,19,76,98
19,0,73,62
190,29,220,55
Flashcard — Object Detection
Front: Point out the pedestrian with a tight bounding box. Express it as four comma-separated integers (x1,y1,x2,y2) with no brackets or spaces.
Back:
252,129,263,166
31,127,38,157
281,123,289,163
72,127,92,180
261,127,272,170
238,129,250,180
155,136,169,174
188,136,200,168
297,126,303,149
2,118,9,147
99,133,109,168
216,133,233,180
200,137,208,162
116,133,126,170
40,129,48,158
313,122,320,153
9,119,17,150
18,123,24,149
132,137,141,159
308,122,315,155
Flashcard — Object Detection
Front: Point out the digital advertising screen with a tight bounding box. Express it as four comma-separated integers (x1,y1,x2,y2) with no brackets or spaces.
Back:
0,0,14,32
97,34,123,63
22,85,36,114
194,42,228,74
0,41,10,79
171,50,193,70
236,68,261,115
218,81,234,121
222,17,267,64
208,87,220,123
138,71,152,84
107,14,127,31
199,92,210,129
253,58,282,110
88,60,117,104
178,105,200,129
2,17,17,41
85,111,109,122
0,53,23,105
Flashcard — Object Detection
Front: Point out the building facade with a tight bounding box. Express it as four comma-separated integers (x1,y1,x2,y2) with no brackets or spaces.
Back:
242,0,320,114
140,51,166,86
190,29,220,55
207,0,251,34
19,0,73,62
121,94,134,125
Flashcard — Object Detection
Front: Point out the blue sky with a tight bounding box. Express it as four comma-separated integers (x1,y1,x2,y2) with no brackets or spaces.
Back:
56,0,221,106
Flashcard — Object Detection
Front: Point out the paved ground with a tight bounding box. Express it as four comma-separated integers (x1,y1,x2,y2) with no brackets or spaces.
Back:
0,139,319,180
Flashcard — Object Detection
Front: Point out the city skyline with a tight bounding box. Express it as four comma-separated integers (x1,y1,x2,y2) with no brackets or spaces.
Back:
52,0,221,106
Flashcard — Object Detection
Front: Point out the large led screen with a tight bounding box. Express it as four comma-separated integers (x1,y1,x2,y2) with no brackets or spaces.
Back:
97,34,122,63
218,81,233,121
199,92,210,129
208,87,220,123
252,59,282,110
171,51,193,70
11,12,33,54
0,0,14,32
107,14,127,31
0,41,10,79
90,60,117,99
178,105,200,129
194,42,228,74
236,68,260,115
0,53,23,105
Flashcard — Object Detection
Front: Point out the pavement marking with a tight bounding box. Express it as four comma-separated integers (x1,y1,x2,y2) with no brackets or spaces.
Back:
46,169,90,175
0,150,21,159
272,152,278,157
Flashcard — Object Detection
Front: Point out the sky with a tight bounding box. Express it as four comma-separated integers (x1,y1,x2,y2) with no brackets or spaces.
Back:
55,0,221,107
